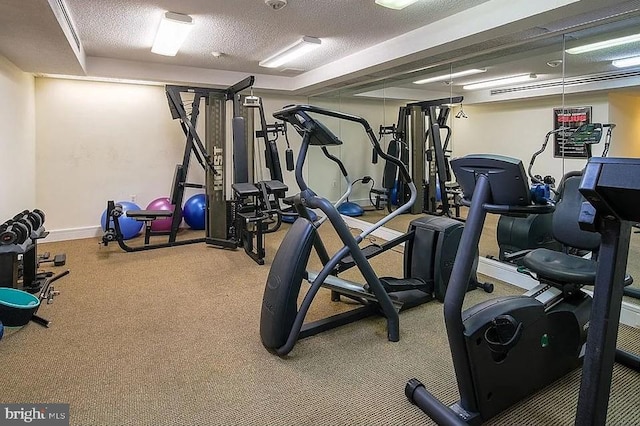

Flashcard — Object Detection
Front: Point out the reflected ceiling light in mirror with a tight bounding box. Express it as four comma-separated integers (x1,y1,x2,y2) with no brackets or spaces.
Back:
375,0,419,10
413,68,486,85
566,33,640,54
612,56,640,68
151,12,194,56
463,74,537,90
259,36,322,68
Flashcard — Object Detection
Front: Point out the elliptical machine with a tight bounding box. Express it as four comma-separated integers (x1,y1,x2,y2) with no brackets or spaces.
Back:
405,154,640,425
259,105,492,357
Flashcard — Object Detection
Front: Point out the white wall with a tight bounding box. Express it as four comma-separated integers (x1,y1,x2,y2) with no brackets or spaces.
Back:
35,78,188,233
0,55,35,220
451,93,610,181
608,92,640,158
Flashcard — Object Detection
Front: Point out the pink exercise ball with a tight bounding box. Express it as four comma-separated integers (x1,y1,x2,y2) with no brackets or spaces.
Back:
145,197,180,232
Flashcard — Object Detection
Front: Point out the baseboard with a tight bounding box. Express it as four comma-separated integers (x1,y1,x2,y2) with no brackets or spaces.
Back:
619,301,640,328
44,226,102,242
341,215,406,242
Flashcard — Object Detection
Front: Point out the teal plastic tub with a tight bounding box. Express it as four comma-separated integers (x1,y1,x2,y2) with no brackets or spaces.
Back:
0,288,40,327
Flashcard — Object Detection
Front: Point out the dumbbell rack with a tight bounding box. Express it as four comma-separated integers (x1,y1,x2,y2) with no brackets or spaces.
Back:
0,210,53,293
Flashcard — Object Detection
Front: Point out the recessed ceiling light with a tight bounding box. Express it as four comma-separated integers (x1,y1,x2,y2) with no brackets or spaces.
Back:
211,51,223,58
375,0,419,10
151,12,194,57
565,33,640,54
546,59,563,68
259,36,322,68
612,55,640,68
463,74,537,90
414,69,486,85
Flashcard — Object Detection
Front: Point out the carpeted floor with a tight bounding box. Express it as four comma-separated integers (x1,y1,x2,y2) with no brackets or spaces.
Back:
0,224,638,425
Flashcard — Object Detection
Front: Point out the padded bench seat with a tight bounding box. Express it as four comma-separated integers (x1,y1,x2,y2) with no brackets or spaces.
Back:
233,180,289,197
233,183,261,197
262,180,288,193
126,210,173,221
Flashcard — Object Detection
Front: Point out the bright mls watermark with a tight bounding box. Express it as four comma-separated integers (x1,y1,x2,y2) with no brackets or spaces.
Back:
1,404,69,425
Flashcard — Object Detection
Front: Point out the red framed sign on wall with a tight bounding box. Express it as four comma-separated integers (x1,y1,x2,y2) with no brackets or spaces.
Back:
553,106,592,158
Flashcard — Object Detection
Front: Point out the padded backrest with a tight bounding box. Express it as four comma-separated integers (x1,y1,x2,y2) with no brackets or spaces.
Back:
382,140,401,190
552,174,601,251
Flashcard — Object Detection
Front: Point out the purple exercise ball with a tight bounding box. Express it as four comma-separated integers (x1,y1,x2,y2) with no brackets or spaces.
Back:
145,197,180,232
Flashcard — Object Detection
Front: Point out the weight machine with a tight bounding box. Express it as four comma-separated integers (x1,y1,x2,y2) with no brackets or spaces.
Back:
405,97,463,217
102,76,286,264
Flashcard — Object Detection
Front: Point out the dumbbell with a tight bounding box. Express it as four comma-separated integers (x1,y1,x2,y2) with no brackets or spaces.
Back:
0,220,30,245
32,209,45,226
13,211,42,232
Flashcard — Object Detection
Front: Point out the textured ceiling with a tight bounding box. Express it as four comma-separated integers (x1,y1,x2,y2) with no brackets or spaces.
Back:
63,0,491,75
0,0,84,74
1,0,639,97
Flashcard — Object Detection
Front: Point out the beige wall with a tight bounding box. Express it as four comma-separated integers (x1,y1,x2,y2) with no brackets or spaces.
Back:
608,92,640,158
308,96,408,203
0,55,35,220
34,77,308,233
30,77,635,235
451,94,610,181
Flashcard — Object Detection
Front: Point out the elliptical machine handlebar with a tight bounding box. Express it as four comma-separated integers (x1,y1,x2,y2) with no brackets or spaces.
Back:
528,127,569,187
273,104,412,184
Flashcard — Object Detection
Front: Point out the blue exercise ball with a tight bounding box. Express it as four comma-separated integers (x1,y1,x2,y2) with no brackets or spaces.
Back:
183,194,207,230
101,201,143,240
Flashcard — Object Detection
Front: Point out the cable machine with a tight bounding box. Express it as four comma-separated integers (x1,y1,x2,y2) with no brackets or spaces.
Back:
102,76,284,264
405,97,463,217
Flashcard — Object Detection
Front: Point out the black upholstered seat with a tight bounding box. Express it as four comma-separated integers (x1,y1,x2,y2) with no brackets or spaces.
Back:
233,183,260,196
522,173,600,287
523,248,596,284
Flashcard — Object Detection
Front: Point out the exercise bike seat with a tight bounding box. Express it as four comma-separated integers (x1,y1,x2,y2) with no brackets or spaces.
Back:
521,174,601,287
522,249,596,285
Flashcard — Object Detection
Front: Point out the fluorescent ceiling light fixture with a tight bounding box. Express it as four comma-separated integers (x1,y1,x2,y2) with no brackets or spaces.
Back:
612,55,640,68
463,74,537,90
259,36,321,68
566,33,640,54
151,12,194,56
413,68,486,85
375,0,419,10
